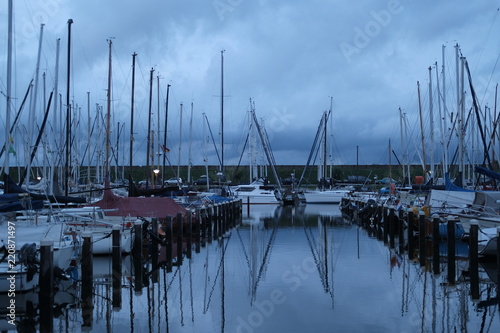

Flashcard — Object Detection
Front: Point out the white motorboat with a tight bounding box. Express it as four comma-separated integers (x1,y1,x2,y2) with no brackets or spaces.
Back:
301,188,352,204
232,180,281,205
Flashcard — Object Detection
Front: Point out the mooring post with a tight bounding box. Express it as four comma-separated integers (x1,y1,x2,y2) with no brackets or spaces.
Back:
419,211,426,267
207,205,213,244
446,216,456,285
195,208,201,253
469,220,479,300
407,208,415,261
383,205,389,244
133,219,143,293
151,218,158,270
81,232,93,330
186,210,192,259
112,225,122,308
376,205,383,241
389,206,395,249
213,204,219,240
176,212,183,266
497,227,500,289
247,197,250,215
201,208,207,248
398,209,405,253
165,215,173,272
39,239,54,333
432,214,440,274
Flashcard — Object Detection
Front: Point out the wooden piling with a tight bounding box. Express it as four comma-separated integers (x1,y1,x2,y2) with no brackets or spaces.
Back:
389,206,395,249
207,205,213,244
195,208,201,253
446,216,456,285
112,225,122,308
201,209,207,248
398,209,405,253
432,215,440,274
39,239,54,333
176,212,183,266
81,232,93,330
133,219,143,293
151,218,159,271
469,220,479,300
213,204,219,240
407,209,415,261
383,205,389,244
186,210,192,259
419,212,426,267
165,215,173,272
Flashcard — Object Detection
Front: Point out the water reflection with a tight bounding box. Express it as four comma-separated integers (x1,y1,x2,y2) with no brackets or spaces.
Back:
1,204,499,332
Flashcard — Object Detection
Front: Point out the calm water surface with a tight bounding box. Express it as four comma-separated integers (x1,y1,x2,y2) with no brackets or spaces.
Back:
2,204,499,332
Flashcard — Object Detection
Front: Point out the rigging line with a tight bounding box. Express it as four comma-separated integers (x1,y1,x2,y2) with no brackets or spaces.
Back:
300,215,326,288
250,221,279,303
235,228,252,273
163,268,170,333
189,258,195,323
205,233,232,312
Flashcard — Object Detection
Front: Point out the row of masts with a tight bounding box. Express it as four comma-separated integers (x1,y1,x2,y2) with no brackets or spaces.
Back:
2,10,228,193
399,43,498,188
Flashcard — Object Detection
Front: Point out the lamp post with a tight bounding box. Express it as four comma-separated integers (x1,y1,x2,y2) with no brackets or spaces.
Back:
153,169,160,187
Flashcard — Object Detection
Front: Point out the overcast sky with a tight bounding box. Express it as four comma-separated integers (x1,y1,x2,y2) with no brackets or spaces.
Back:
1,0,500,173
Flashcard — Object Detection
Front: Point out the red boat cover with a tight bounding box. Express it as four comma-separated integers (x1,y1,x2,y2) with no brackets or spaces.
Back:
89,188,187,220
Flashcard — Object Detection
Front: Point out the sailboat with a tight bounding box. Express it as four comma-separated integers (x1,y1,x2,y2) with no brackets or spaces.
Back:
299,105,352,204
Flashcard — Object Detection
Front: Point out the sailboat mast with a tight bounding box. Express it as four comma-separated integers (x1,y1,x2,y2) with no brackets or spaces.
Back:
105,39,112,184
417,81,428,179
146,67,154,188
220,50,225,173
129,52,137,170
162,84,170,180
65,18,73,196
3,0,13,183
178,103,183,181
428,66,435,181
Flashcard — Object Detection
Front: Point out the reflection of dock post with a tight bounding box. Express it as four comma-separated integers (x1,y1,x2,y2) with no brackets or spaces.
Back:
81,232,94,330
176,212,183,266
446,216,456,284
407,209,415,261
112,225,122,308
432,215,440,274
419,212,426,266
165,215,173,272
39,239,54,333
186,210,192,259
195,208,201,253
469,220,479,300
133,219,143,292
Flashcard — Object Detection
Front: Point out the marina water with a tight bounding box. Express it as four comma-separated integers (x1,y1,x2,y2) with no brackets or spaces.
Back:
2,204,499,332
